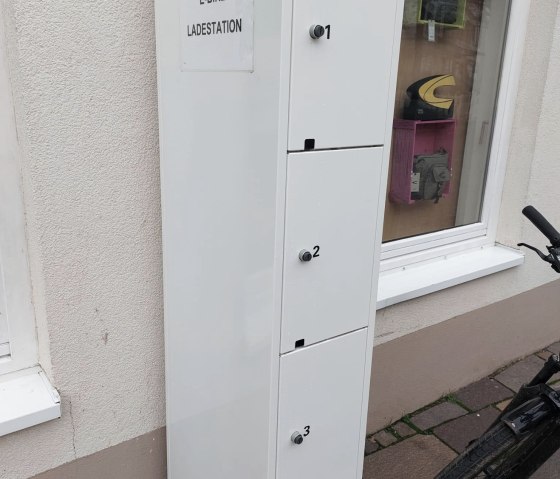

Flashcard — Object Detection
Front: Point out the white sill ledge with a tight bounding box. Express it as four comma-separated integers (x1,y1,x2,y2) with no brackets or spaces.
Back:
0,366,61,437
377,245,524,310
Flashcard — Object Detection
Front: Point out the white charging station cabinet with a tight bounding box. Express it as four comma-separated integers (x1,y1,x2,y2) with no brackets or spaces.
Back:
155,1,404,477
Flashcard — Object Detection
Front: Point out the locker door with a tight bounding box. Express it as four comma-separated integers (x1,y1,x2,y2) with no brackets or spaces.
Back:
277,329,368,479
288,0,397,150
281,148,382,353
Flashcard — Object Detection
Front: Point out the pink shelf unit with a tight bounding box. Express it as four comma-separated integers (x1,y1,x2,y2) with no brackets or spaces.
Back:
389,119,456,204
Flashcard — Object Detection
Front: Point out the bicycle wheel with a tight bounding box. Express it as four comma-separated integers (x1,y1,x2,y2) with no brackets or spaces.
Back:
435,423,517,479
436,419,558,479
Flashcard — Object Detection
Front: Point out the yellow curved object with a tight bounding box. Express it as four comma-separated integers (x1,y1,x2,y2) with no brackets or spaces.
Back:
418,75,455,110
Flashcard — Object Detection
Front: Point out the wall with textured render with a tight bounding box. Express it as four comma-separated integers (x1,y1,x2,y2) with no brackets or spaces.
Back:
0,0,164,477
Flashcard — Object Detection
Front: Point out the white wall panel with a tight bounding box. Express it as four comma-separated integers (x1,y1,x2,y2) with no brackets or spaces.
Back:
155,0,286,477
288,0,398,150
277,329,368,479
281,148,382,352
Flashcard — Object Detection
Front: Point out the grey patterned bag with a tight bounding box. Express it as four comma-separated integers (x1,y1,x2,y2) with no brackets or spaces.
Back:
412,151,451,203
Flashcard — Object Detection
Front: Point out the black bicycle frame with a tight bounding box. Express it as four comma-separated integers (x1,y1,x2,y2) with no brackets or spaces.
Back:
483,355,560,477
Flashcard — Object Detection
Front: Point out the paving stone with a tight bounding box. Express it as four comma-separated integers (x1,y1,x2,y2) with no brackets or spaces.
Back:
494,355,545,392
373,430,397,447
546,341,560,354
495,399,511,411
532,448,560,478
363,435,456,479
433,406,500,453
453,378,513,411
410,401,467,431
364,438,380,456
537,350,553,361
392,421,416,438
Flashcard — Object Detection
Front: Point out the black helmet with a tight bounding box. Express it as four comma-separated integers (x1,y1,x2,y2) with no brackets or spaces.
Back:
403,74,455,121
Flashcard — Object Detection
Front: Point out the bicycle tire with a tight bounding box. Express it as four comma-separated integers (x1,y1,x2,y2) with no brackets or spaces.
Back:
435,423,517,479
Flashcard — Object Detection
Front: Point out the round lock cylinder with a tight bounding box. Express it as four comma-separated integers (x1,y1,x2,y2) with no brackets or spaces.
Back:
299,250,313,262
309,24,325,39
291,432,304,445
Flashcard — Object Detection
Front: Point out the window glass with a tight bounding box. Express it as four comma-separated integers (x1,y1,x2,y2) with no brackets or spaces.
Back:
383,0,510,242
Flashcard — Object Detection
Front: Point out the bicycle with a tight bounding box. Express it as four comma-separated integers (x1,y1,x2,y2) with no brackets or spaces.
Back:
435,206,560,479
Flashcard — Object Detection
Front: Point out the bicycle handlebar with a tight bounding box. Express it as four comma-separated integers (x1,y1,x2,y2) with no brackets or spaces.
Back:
522,206,560,248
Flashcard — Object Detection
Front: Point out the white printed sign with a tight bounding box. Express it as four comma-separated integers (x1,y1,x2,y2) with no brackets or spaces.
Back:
180,0,254,72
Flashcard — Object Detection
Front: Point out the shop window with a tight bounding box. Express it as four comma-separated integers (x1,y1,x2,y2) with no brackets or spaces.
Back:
383,0,511,245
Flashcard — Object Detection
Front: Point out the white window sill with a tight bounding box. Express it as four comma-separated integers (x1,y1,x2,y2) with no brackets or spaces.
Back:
0,366,61,437
377,245,524,309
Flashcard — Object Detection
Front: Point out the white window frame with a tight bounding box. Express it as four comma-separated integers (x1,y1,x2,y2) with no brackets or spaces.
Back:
0,9,60,438
379,0,530,275
0,14,38,376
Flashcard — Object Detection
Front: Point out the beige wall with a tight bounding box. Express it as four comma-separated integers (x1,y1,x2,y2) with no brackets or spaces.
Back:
369,279,560,432
0,0,164,478
32,428,167,479
0,0,560,477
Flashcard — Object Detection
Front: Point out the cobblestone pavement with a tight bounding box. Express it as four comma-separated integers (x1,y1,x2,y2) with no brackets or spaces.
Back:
363,342,560,478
